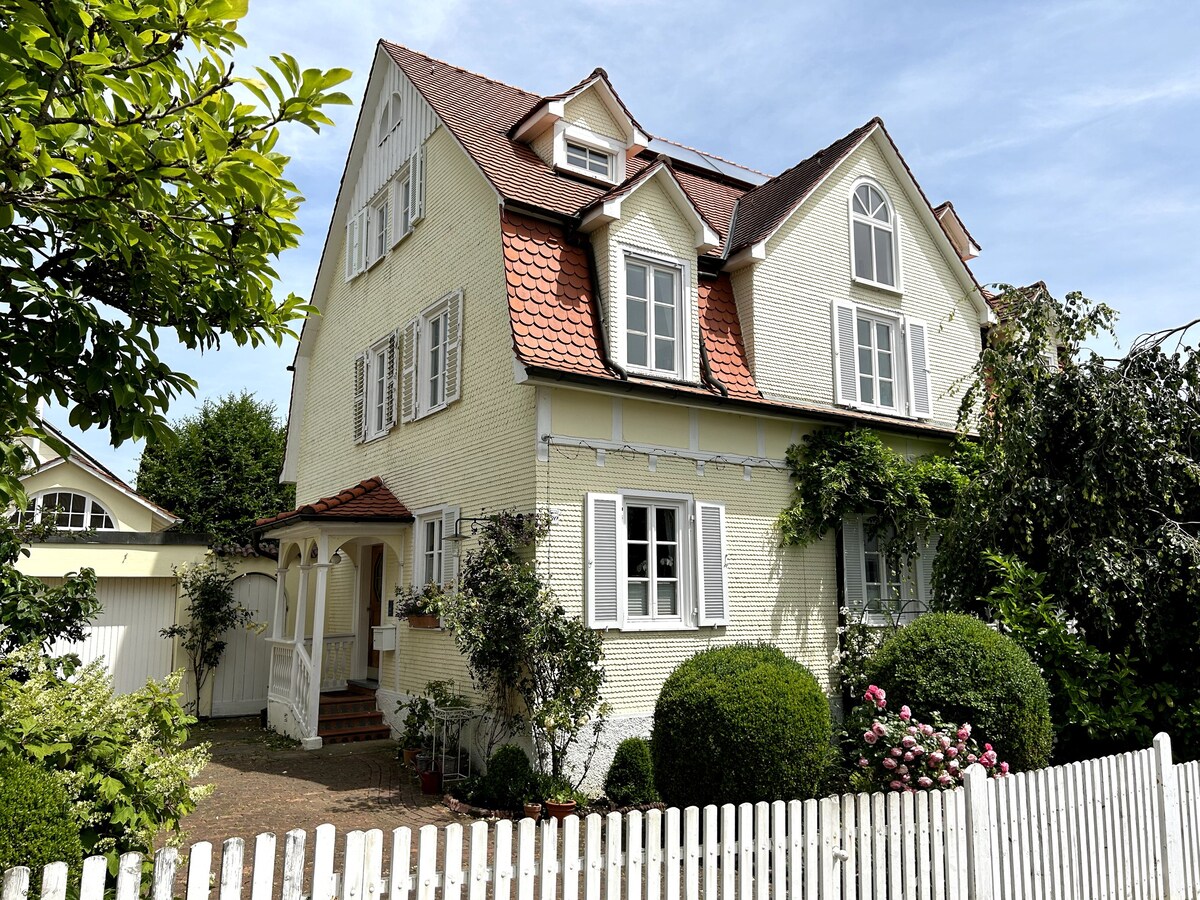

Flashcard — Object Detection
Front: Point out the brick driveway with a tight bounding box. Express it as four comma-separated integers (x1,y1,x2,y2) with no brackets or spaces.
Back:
180,717,467,849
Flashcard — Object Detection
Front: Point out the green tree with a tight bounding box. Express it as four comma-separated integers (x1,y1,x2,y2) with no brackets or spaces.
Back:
136,393,294,546
936,288,1200,759
0,0,350,506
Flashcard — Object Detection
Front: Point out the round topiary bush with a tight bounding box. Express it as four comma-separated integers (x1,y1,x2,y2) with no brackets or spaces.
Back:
472,744,536,810
0,754,84,880
652,644,832,807
604,737,658,807
865,612,1053,772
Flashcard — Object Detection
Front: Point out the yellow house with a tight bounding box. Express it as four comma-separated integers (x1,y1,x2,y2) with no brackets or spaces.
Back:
259,42,997,774
15,422,277,713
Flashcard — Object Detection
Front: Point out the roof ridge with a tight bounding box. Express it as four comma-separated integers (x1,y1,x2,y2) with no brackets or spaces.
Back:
380,40,537,100
747,116,880,195
653,136,771,178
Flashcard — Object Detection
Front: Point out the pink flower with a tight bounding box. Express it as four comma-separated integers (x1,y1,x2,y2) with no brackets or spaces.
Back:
875,687,886,701
907,725,919,736
984,743,993,752
938,774,953,787
920,723,935,737
873,722,888,737
889,781,904,792
948,760,960,773
999,762,1010,775
903,751,914,762
911,746,924,757
896,765,909,776
957,725,971,740
899,705,912,721
901,736,916,749
939,735,951,750
863,731,878,745
883,757,898,770
918,776,933,789
858,757,870,768
891,747,903,758
946,747,958,759
967,754,978,765
901,774,911,783
928,751,944,766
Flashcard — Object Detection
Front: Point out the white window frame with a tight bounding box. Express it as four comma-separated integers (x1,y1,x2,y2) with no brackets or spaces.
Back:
377,92,403,147
363,334,392,441
619,249,691,381
418,299,451,417
565,141,613,180
854,307,904,414
848,178,902,294
845,517,929,627
616,490,696,632
13,490,116,531
367,191,391,269
553,122,625,185
414,512,444,587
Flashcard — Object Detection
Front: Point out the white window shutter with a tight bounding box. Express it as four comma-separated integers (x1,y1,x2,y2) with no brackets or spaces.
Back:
400,318,419,423
906,317,932,419
443,289,463,405
841,516,866,617
411,145,426,223
390,177,406,248
915,531,940,613
833,301,858,405
352,352,368,443
383,328,399,432
441,505,460,588
586,493,621,629
344,216,359,281
695,501,729,626
355,209,368,274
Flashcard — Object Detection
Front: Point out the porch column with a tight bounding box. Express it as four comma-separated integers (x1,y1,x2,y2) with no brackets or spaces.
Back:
293,562,311,644
306,535,332,746
271,557,289,641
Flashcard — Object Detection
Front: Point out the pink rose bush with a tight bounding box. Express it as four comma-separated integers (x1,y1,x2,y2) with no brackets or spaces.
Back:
851,685,1009,793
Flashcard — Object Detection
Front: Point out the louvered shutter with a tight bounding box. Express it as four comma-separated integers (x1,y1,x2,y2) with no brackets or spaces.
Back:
441,505,460,589
400,318,419,423
354,209,367,274
915,531,940,614
390,177,405,247
695,501,729,626
841,517,866,618
352,352,368,443
443,290,463,405
410,145,426,224
586,493,621,629
383,329,399,431
906,318,932,419
833,302,858,405
344,215,359,281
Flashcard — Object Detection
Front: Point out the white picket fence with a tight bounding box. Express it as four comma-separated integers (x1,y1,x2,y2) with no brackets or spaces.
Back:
5,733,1200,900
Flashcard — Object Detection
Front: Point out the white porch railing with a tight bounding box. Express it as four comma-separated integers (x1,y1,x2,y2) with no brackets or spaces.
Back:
291,644,313,738
267,642,294,703
305,634,356,691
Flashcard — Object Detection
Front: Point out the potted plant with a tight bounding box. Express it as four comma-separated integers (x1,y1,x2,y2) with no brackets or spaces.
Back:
418,764,443,795
544,787,578,822
522,798,543,821
395,583,446,629
396,693,434,766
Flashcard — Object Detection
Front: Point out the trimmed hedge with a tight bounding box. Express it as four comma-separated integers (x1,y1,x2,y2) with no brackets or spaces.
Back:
0,754,84,880
865,612,1053,772
652,644,832,807
471,744,536,810
604,737,658,807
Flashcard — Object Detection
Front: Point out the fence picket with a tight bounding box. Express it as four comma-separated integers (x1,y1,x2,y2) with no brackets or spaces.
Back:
915,790,930,900
80,857,106,900
466,823,487,900
538,820,558,900
870,794,886,900
188,843,213,900
249,834,275,900
719,805,735,900
840,794,856,900
605,813,622,900
771,802,787,900
818,796,838,900
754,803,769,900
344,831,366,900
495,819,514,900
941,788,958,900
1107,756,1125,900
219,839,245,900
629,811,645,900
665,807,681,900
364,830,384,900
3,868,29,900
900,791,917,898
444,824,463,900
929,789,944,900
685,807,701,900
786,802,802,900
417,825,438,900
37,863,66,900
738,804,753,900
885,792,901,900
515,818,535,900
562,814,580,900
313,824,336,900
152,850,178,900
281,830,306,900
115,853,142,900
390,828,413,900
702,807,718,900
646,809,663,900
583,814,601,900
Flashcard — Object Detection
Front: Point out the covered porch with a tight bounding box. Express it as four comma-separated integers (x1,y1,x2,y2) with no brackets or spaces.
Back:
254,477,412,749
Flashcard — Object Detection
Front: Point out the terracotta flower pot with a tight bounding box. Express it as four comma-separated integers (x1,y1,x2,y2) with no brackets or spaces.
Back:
523,802,543,821
419,769,443,795
407,614,440,629
402,747,421,768
545,799,577,822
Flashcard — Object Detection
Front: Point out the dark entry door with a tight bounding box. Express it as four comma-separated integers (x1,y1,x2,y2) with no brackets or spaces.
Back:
368,545,384,671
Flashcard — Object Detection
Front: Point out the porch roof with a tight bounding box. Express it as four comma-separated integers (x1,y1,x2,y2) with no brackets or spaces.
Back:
253,477,413,531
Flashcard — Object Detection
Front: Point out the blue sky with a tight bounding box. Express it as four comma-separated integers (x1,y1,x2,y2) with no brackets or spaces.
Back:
52,0,1200,479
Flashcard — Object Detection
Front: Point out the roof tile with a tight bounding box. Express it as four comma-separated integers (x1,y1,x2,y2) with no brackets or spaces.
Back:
255,477,413,529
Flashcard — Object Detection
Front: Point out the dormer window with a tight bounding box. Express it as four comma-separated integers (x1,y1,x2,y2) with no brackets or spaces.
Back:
624,254,683,377
850,181,898,289
566,142,613,180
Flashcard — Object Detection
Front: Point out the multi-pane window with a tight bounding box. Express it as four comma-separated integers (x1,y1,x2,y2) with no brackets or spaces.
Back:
625,502,682,622
625,259,679,375
851,183,896,287
863,530,907,619
566,142,613,179
372,195,391,262
856,314,897,409
11,491,115,530
420,517,443,585
425,306,449,410
370,343,389,436
843,517,934,626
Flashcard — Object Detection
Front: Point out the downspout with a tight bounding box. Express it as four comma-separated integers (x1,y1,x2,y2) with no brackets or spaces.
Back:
699,326,730,398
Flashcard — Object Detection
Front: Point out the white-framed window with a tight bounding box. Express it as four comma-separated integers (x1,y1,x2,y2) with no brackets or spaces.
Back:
849,180,899,290
370,192,391,265
345,145,425,281
413,505,460,589
833,301,932,418
11,491,116,530
377,92,403,147
353,331,398,443
566,142,613,180
586,492,728,632
841,516,937,626
400,289,463,423
623,254,684,377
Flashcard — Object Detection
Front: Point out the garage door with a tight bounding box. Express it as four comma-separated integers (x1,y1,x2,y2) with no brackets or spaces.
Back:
53,577,177,694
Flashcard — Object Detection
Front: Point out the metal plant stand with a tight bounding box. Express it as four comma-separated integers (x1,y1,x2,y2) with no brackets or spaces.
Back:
430,704,476,782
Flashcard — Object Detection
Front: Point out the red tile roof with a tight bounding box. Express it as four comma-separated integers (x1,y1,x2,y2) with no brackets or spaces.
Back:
509,67,651,144
254,477,413,529
699,275,760,399
503,211,614,378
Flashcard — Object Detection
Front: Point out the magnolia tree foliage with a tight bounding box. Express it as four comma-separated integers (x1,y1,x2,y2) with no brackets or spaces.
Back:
136,392,293,546
936,289,1200,758
0,0,350,506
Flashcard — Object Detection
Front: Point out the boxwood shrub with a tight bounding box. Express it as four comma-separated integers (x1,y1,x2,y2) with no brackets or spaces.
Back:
471,743,536,810
604,737,658,807
0,753,84,881
652,644,831,807
865,612,1053,771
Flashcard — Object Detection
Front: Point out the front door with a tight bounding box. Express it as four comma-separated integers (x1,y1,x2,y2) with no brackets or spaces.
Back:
368,545,384,673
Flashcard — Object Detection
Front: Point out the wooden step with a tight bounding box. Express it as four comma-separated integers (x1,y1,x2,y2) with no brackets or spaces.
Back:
318,710,388,731
320,725,393,744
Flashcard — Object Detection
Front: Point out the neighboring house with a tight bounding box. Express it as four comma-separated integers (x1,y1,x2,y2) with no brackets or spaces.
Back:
13,422,276,713
257,42,996,770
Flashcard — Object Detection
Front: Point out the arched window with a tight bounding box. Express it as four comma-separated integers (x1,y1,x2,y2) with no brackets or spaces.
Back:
851,182,897,287
377,92,403,146
10,491,116,530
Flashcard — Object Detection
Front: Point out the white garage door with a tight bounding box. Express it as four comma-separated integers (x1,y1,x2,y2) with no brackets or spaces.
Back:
211,572,276,717
53,577,177,694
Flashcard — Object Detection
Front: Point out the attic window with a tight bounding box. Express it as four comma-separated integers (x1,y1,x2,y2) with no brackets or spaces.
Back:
377,92,403,146
850,181,898,289
11,491,116,530
565,142,613,180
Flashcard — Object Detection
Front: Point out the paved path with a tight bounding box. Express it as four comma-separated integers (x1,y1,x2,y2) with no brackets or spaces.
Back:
179,717,466,850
